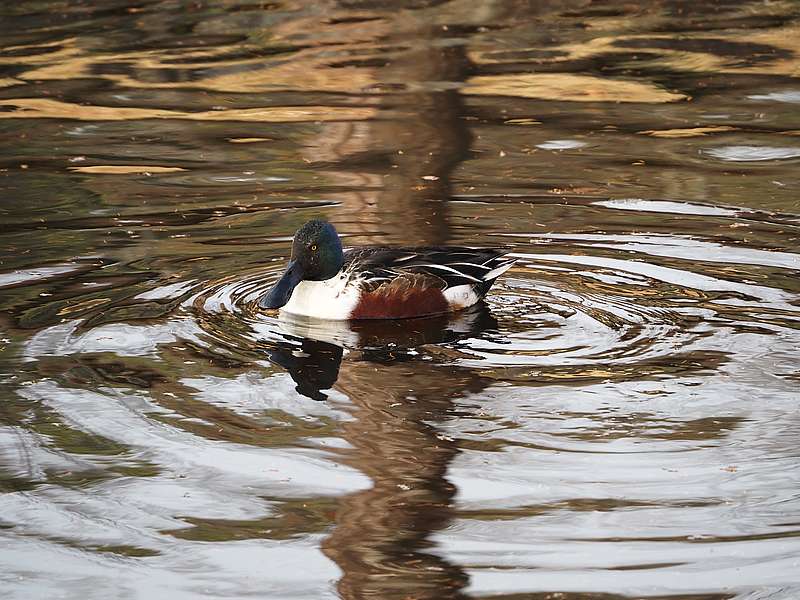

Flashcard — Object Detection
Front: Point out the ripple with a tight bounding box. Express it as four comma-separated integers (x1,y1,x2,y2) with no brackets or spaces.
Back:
536,139,588,150
703,145,800,162
0,264,81,288
748,90,800,103
184,228,800,394
469,274,711,381
594,198,740,217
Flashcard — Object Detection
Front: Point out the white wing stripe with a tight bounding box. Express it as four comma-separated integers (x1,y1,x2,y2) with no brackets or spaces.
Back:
414,264,483,282
449,262,492,270
483,260,515,281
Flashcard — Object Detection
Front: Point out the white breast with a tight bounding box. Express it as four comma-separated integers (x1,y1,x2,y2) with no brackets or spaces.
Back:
280,274,360,320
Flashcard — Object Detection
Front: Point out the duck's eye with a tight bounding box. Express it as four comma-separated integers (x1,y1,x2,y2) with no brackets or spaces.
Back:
310,244,317,251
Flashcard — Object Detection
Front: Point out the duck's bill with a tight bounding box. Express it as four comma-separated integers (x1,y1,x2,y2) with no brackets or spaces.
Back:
258,260,303,309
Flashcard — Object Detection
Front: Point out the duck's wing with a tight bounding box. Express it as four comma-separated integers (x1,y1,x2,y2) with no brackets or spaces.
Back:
344,246,515,291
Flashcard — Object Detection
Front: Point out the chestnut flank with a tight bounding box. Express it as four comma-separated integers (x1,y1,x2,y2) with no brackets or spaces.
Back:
350,283,449,319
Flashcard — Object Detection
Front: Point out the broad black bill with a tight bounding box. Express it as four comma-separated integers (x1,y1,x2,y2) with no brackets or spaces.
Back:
259,260,303,309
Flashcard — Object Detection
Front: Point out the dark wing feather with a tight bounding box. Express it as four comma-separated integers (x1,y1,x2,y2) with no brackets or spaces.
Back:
344,246,514,291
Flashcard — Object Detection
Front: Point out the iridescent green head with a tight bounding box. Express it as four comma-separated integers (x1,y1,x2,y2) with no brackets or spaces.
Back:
259,220,344,309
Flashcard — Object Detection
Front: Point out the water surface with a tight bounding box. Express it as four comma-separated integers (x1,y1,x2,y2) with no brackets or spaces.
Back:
1,1,800,599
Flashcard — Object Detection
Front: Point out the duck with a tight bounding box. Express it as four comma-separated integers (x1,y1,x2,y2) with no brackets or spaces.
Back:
258,219,514,320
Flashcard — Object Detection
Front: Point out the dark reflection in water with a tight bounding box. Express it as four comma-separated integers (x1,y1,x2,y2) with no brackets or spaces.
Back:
273,311,498,598
2,0,800,599
325,359,474,600
269,338,343,401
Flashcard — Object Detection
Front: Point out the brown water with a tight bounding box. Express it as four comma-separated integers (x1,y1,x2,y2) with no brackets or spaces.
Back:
1,1,800,599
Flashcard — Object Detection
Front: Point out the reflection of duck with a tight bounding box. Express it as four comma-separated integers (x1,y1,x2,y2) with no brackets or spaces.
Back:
259,220,514,320
267,337,343,401
268,305,497,400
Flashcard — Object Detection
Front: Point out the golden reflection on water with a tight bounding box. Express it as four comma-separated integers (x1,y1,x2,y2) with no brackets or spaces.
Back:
0,97,377,122
5,2,798,122
638,126,737,138
68,165,187,174
464,73,687,103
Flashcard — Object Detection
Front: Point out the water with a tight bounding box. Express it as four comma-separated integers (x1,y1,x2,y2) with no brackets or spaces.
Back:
1,1,800,598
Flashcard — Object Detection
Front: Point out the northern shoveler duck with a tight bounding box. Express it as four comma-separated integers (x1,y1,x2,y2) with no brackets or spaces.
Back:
258,220,514,320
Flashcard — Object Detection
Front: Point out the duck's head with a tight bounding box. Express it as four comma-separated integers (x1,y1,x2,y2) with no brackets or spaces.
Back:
258,219,344,310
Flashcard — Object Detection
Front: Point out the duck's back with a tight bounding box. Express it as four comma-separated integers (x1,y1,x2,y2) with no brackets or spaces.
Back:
343,246,514,319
